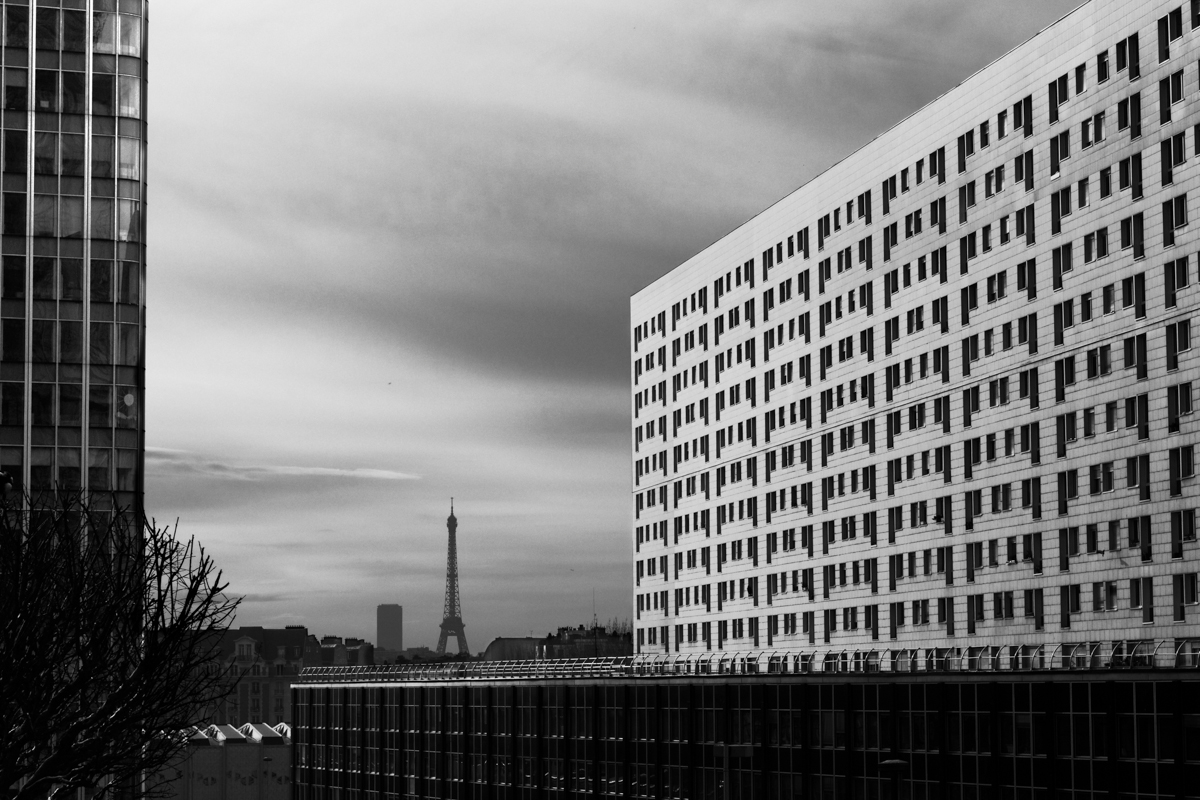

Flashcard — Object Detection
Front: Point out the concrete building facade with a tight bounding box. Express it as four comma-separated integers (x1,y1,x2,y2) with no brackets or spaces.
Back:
632,0,1200,662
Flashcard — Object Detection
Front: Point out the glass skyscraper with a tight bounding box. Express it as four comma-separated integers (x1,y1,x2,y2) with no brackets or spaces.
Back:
0,1,146,510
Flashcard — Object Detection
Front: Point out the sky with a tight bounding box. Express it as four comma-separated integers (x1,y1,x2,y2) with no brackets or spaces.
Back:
145,0,1084,651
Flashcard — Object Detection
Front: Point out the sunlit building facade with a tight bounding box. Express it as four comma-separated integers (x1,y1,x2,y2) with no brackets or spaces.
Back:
632,0,1200,664
0,1,146,508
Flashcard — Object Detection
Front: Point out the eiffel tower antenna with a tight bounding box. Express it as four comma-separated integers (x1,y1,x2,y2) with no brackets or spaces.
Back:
436,499,470,655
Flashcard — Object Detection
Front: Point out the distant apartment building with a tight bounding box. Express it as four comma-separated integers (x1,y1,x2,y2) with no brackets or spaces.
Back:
632,0,1200,664
217,626,319,727
483,624,633,661
319,634,375,666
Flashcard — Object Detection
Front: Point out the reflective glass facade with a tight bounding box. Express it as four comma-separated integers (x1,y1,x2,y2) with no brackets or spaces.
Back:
0,0,146,509
294,668,1200,799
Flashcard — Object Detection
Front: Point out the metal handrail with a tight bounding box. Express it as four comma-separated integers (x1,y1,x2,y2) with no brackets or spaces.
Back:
296,639,1200,683
1151,639,1167,667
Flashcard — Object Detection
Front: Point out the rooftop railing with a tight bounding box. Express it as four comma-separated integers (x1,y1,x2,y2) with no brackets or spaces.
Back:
298,639,1199,683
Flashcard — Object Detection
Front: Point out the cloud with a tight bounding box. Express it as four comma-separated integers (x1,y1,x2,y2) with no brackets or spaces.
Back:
146,448,420,482
238,592,294,604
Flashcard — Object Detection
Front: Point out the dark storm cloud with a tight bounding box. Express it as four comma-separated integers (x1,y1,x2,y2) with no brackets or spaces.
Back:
159,1,1082,392
147,0,1085,645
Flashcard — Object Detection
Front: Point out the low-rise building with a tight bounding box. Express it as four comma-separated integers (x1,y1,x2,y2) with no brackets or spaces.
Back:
483,624,633,661
158,723,292,800
318,635,374,666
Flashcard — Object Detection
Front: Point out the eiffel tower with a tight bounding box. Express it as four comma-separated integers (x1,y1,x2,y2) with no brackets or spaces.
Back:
436,499,470,655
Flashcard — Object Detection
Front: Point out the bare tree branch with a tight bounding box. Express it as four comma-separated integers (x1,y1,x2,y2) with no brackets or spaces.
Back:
0,494,242,799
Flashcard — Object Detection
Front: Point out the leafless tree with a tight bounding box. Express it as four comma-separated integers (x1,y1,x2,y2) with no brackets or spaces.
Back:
606,617,633,637
0,494,241,799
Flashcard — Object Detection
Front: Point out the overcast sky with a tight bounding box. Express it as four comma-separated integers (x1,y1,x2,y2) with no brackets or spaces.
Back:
145,0,1083,651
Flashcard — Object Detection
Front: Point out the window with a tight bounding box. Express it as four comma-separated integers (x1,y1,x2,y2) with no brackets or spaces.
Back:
1131,577,1154,623
1117,92,1142,139
1068,584,1082,614
1052,243,1072,289
1054,299,1074,345
1050,130,1070,176
1014,149,1034,191
1057,469,1078,515
1086,344,1112,378
1051,188,1072,235
1162,131,1186,185
957,130,976,172
1119,153,1143,198
1120,213,1146,259
1161,69,1185,126
1176,574,1199,621
1159,7,1184,63
986,271,1007,303
1168,319,1192,371
1124,332,1148,379
1168,381,1193,432
1014,94,1034,138
1049,73,1068,124
1164,193,1188,246
1127,451,1152,500
1054,355,1076,403
1102,580,1119,611
1082,112,1105,148
1090,461,1114,494
1115,33,1141,80
1016,259,1037,300
1170,444,1195,496
1057,411,1078,457
1098,50,1110,83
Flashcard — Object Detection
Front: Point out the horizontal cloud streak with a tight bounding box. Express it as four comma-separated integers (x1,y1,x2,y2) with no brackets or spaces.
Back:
147,448,420,482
